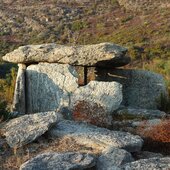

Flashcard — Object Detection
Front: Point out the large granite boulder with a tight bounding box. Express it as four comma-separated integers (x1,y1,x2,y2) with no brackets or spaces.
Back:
95,68,168,109
122,157,170,170
71,81,122,126
26,63,78,113
97,147,134,170
2,43,130,67
48,120,143,152
20,152,96,170
2,111,61,148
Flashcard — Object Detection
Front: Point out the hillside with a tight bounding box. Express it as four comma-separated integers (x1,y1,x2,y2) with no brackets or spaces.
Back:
0,0,170,109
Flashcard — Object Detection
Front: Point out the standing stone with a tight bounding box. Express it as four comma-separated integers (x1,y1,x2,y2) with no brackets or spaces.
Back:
12,64,26,115
97,147,134,170
26,63,78,113
20,152,96,170
70,81,122,126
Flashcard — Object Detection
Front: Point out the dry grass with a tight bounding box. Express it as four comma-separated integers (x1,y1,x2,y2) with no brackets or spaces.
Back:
0,134,100,170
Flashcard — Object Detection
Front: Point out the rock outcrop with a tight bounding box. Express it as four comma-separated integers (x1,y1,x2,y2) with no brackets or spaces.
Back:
48,120,143,152
20,152,96,170
2,111,61,148
3,43,130,67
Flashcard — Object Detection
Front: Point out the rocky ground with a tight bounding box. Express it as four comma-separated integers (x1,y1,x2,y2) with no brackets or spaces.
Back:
0,114,170,170
0,42,170,170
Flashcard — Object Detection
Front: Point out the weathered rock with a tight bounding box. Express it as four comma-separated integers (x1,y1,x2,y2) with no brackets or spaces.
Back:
71,81,122,126
97,147,134,170
20,152,96,170
133,151,163,160
122,157,170,170
114,107,166,120
26,63,78,113
12,64,26,115
48,120,143,152
2,111,61,148
132,119,162,128
2,43,130,67
94,68,168,109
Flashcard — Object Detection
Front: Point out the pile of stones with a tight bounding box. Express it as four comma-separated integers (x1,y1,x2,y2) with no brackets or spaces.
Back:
1,43,170,170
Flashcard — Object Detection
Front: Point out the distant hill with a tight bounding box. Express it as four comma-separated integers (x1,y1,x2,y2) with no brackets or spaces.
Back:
0,0,170,89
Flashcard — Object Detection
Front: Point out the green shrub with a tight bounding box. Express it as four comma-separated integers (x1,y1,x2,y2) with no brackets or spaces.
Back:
71,20,87,31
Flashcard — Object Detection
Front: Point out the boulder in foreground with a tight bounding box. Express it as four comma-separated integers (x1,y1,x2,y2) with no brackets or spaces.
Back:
2,43,130,67
20,152,96,170
2,111,61,148
48,120,143,152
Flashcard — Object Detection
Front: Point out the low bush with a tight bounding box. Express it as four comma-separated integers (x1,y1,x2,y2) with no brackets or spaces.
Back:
72,100,111,127
139,119,170,142
137,119,170,155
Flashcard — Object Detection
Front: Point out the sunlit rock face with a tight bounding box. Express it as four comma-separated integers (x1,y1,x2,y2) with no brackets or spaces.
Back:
26,63,78,113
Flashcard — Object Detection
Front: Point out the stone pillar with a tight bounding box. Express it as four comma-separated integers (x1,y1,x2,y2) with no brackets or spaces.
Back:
12,64,26,115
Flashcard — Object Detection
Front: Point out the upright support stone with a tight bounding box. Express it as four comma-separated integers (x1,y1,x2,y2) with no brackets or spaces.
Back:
12,64,26,115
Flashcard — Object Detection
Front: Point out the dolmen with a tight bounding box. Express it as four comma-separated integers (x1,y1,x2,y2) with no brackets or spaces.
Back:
3,43,168,120
2,42,170,170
